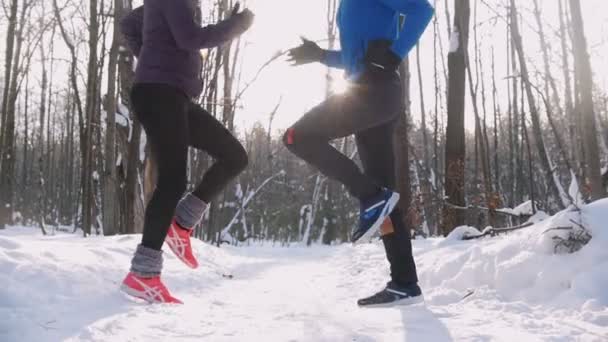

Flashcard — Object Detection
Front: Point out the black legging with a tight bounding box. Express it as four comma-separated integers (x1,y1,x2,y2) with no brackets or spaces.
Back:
283,71,418,285
131,83,248,250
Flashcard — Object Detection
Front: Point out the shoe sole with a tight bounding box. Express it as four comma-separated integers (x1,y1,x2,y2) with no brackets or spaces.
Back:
353,192,400,245
358,295,425,308
120,283,156,304
120,284,182,304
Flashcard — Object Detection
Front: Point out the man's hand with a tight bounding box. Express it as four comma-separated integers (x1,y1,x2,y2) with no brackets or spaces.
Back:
287,37,325,66
364,40,402,72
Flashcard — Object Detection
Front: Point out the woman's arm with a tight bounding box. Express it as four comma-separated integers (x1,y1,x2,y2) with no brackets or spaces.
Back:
120,6,144,56
161,0,238,50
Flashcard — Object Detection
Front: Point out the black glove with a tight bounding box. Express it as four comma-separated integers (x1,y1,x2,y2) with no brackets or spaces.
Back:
225,3,254,38
364,40,402,72
287,37,326,66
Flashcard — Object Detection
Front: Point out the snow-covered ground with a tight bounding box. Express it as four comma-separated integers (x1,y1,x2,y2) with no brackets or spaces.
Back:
2,200,608,341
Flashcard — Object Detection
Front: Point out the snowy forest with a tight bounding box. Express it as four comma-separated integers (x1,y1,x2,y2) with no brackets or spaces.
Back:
0,0,606,244
2,0,608,340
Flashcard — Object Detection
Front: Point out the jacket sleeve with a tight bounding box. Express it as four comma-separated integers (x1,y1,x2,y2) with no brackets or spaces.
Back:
322,50,344,69
120,6,144,56
161,0,234,50
375,0,434,58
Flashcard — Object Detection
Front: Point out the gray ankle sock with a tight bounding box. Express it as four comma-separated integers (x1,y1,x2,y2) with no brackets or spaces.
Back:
175,193,207,229
130,244,163,278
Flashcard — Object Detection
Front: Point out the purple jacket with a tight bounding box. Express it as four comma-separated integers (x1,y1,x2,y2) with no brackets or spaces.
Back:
121,0,235,98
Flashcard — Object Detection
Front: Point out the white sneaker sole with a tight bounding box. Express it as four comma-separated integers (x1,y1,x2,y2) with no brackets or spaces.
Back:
353,192,400,245
359,294,425,308
120,283,156,304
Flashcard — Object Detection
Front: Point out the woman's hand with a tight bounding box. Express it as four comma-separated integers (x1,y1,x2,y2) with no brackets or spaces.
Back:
226,3,255,38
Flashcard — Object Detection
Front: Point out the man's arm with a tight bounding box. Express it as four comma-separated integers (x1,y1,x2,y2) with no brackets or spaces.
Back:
161,0,237,50
120,6,144,56
375,0,434,58
322,50,344,69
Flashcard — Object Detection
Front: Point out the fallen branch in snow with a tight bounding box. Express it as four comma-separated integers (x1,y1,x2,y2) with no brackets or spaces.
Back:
461,289,475,301
542,221,592,254
462,222,534,240
444,201,522,218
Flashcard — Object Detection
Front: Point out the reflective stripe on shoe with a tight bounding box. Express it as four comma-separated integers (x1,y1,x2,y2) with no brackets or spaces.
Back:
165,221,199,269
353,192,400,245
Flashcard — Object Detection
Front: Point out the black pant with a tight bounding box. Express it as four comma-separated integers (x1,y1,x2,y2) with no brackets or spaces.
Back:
283,71,418,285
131,83,248,250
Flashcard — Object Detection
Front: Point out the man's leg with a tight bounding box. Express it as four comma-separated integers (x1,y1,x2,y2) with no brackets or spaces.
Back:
355,124,418,286
283,82,400,200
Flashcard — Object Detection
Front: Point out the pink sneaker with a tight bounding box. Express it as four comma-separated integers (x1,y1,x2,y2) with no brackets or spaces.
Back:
165,219,199,269
121,272,183,304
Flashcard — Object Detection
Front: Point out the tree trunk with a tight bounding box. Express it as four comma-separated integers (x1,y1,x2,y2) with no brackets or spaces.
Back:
81,0,100,236
395,57,411,234
0,0,29,229
510,0,566,210
568,0,606,200
415,45,436,234
558,0,577,173
102,0,123,236
0,0,19,174
442,0,470,235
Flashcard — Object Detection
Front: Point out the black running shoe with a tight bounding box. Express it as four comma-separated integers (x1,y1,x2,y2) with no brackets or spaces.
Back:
357,281,423,308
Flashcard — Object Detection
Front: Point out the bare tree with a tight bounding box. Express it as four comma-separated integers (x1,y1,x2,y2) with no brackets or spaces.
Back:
568,0,606,201
442,0,470,235
102,0,124,236
510,0,567,210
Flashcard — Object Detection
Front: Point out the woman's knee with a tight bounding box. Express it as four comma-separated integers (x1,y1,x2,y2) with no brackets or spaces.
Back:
221,142,248,176
231,144,249,174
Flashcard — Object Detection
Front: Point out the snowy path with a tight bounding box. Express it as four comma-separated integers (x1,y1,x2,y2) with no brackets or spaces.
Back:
2,200,608,342
66,246,452,342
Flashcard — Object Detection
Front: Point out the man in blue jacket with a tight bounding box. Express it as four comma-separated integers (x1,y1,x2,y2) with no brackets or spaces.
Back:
285,0,433,306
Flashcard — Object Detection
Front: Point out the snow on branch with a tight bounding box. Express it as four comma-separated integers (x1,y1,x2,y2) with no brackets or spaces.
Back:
221,170,286,241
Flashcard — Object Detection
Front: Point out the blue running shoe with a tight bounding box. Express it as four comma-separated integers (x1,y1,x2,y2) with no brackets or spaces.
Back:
357,281,423,307
352,188,400,244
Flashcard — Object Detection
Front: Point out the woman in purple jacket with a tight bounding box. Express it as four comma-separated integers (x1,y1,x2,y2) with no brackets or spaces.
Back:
119,0,254,304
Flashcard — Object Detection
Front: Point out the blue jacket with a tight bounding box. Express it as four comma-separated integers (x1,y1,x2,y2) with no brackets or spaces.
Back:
324,0,434,79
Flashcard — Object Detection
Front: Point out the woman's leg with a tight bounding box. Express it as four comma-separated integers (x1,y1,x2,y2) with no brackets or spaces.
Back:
186,103,248,203
131,84,190,253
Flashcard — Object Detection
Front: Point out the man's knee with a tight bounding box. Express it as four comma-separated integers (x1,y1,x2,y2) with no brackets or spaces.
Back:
282,128,296,147
283,127,308,154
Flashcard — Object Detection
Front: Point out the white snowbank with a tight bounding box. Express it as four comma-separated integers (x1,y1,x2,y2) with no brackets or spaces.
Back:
1,200,608,341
